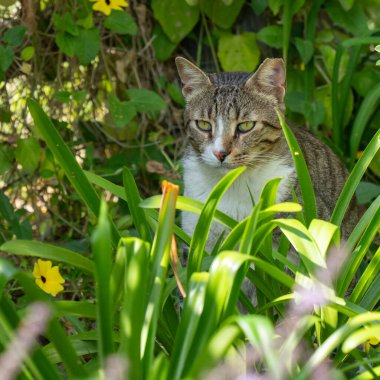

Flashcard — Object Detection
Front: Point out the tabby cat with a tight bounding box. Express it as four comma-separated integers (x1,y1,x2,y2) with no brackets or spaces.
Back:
175,57,359,252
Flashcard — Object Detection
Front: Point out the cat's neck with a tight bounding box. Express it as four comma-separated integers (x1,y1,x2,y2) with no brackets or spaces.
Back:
182,147,296,205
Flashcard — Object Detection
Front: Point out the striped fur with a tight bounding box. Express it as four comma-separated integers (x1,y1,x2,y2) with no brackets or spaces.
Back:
176,57,359,250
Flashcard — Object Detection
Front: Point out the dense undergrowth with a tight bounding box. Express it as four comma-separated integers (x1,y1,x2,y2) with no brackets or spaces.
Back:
0,100,379,379
1,0,380,379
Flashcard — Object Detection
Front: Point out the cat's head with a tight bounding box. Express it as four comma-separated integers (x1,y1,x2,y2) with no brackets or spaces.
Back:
176,57,286,169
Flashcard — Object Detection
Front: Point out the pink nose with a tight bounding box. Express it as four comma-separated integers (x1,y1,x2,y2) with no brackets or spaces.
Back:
213,150,229,162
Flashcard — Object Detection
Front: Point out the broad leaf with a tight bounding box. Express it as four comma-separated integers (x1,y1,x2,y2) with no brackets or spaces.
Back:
218,32,260,72
104,11,138,35
152,0,199,44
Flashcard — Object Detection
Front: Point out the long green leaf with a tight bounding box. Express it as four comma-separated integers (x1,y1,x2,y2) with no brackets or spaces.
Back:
350,246,380,304
91,201,115,363
331,129,380,227
277,112,317,226
0,240,95,274
168,273,209,380
141,183,178,378
85,170,191,244
337,206,380,296
350,82,380,159
123,167,152,242
140,195,237,230
119,238,150,380
27,99,120,246
187,167,246,280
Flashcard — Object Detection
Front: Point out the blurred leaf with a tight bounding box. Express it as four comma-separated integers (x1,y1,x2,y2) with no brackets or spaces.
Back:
76,13,93,29
91,201,115,362
152,0,199,43
53,13,79,35
0,107,11,123
108,95,137,128
325,1,369,36
338,0,354,11
55,32,76,56
152,23,178,62
0,46,14,71
72,90,87,102
352,66,380,97
315,84,353,129
356,181,380,204
0,145,13,175
15,137,41,173
294,38,314,64
256,25,283,48
268,0,283,15
104,11,138,35
2,25,27,47
53,91,72,103
251,0,267,15
200,0,245,29
21,46,35,61
350,82,380,158
319,45,349,82
218,32,260,72
166,83,185,106
73,27,100,65
127,88,167,113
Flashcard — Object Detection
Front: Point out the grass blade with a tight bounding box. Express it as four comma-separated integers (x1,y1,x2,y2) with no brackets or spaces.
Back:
277,112,317,226
187,167,246,280
140,195,238,230
123,167,152,242
27,99,120,246
0,240,95,274
349,246,380,304
168,273,209,380
331,129,380,227
119,238,150,380
91,201,115,363
350,82,380,159
141,182,179,377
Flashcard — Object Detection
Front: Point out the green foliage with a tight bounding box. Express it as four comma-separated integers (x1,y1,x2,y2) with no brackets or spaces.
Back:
218,32,260,72
1,105,379,379
1,1,380,378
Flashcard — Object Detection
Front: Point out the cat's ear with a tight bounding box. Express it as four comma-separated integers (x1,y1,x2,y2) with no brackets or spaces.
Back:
175,57,212,99
245,58,286,104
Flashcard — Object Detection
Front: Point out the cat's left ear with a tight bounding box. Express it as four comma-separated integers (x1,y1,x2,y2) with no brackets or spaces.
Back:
175,57,212,100
245,58,286,104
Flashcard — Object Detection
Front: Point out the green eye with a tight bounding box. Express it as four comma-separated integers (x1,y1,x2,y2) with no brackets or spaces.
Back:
196,120,212,132
237,121,255,133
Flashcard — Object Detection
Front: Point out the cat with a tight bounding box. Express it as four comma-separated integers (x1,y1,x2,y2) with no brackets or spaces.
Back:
175,56,360,254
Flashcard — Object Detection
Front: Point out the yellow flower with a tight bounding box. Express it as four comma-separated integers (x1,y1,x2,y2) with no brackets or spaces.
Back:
33,259,64,296
364,336,380,352
90,0,128,15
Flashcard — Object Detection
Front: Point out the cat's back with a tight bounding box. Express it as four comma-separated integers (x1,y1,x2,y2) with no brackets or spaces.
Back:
291,126,360,236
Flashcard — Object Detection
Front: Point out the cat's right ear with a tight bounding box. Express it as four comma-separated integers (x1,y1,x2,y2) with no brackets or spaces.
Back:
175,57,212,99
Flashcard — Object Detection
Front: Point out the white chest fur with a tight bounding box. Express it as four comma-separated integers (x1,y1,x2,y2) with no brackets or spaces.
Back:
181,154,295,250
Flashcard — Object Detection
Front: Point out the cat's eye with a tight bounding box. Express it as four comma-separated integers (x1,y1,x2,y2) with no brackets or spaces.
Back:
237,121,255,133
196,120,212,132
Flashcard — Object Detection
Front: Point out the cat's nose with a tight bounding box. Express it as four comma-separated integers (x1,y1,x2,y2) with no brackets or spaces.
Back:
213,150,229,162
